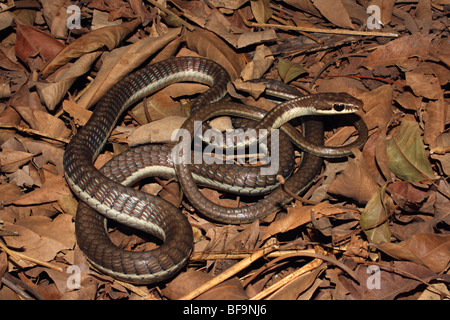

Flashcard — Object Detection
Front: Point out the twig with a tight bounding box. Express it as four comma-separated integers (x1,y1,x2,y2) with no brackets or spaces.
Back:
147,0,195,31
190,248,317,261
277,175,319,205
1,275,35,300
0,122,70,144
178,245,278,300
1,272,45,300
310,53,368,88
238,10,398,38
250,258,323,300
0,240,64,273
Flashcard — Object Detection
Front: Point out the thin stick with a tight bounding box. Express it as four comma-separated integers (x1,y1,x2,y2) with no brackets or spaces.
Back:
0,240,64,272
190,248,317,261
178,245,278,300
238,10,398,38
147,0,195,31
250,258,323,300
0,122,70,144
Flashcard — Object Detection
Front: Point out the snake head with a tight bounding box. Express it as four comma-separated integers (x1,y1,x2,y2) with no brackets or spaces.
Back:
315,93,363,115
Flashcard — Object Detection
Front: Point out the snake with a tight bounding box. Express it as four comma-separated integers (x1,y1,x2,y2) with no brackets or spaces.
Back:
64,56,368,284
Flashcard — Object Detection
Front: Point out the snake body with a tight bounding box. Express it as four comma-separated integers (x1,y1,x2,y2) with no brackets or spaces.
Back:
65,57,367,284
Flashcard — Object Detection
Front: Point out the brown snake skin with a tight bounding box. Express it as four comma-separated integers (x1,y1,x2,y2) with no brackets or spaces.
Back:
65,57,367,284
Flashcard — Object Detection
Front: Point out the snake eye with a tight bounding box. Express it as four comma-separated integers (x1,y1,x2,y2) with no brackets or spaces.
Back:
333,103,345,112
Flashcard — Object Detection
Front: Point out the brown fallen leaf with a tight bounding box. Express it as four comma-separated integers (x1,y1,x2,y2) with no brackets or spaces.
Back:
357,85,394,131
363,33,433,70
260,202,341,241
62,100,92,126
185,28,246,80
423,95,446,148
312,0,354,29
14,107,71,142
40,18,141,78
328,149,379,204
162,269,248,300
405,68,441,100
15,214,75,248
33,51,102,110
128,116,186,146
0,148,35,173
12,174,71,205
362,131,387,185
386,181,430,213
15,22,65,65
360,186,393,245
395,91,422,111
3,219,71,263
77,27,181,108
0,183,24,203
240,45,274,81
342,261,437,300
377,233,450,273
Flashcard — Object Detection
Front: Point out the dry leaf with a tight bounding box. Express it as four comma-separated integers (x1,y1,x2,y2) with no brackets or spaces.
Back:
378,233,450,273
185,28,246,80
40,18,141,78
33,51,102,110
328,149,379,204
14,107,71,141
312,0,354,29
15,22,64,64
250,0,272,24
163,270,248,300
77,27,181,108
360,186,393,245
0,148,35,173
240,45,274,81
3,218,73,262
128,116,187,146
62,100,92,126
363,34,434,70
386,120,436,182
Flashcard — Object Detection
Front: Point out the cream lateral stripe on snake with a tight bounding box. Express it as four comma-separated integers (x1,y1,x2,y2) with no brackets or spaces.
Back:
65,57,368,284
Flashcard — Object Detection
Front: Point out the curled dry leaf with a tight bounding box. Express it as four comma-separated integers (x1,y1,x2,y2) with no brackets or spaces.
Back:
185,28,246,80
33,52,102,111
40,18,141,78
240,45,274,81
77,27,181,108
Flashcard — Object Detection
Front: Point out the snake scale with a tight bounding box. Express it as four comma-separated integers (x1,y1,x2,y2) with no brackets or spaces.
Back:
64,57,367,284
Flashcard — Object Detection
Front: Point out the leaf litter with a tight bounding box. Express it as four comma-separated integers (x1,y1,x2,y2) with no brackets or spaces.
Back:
0,0,449,300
